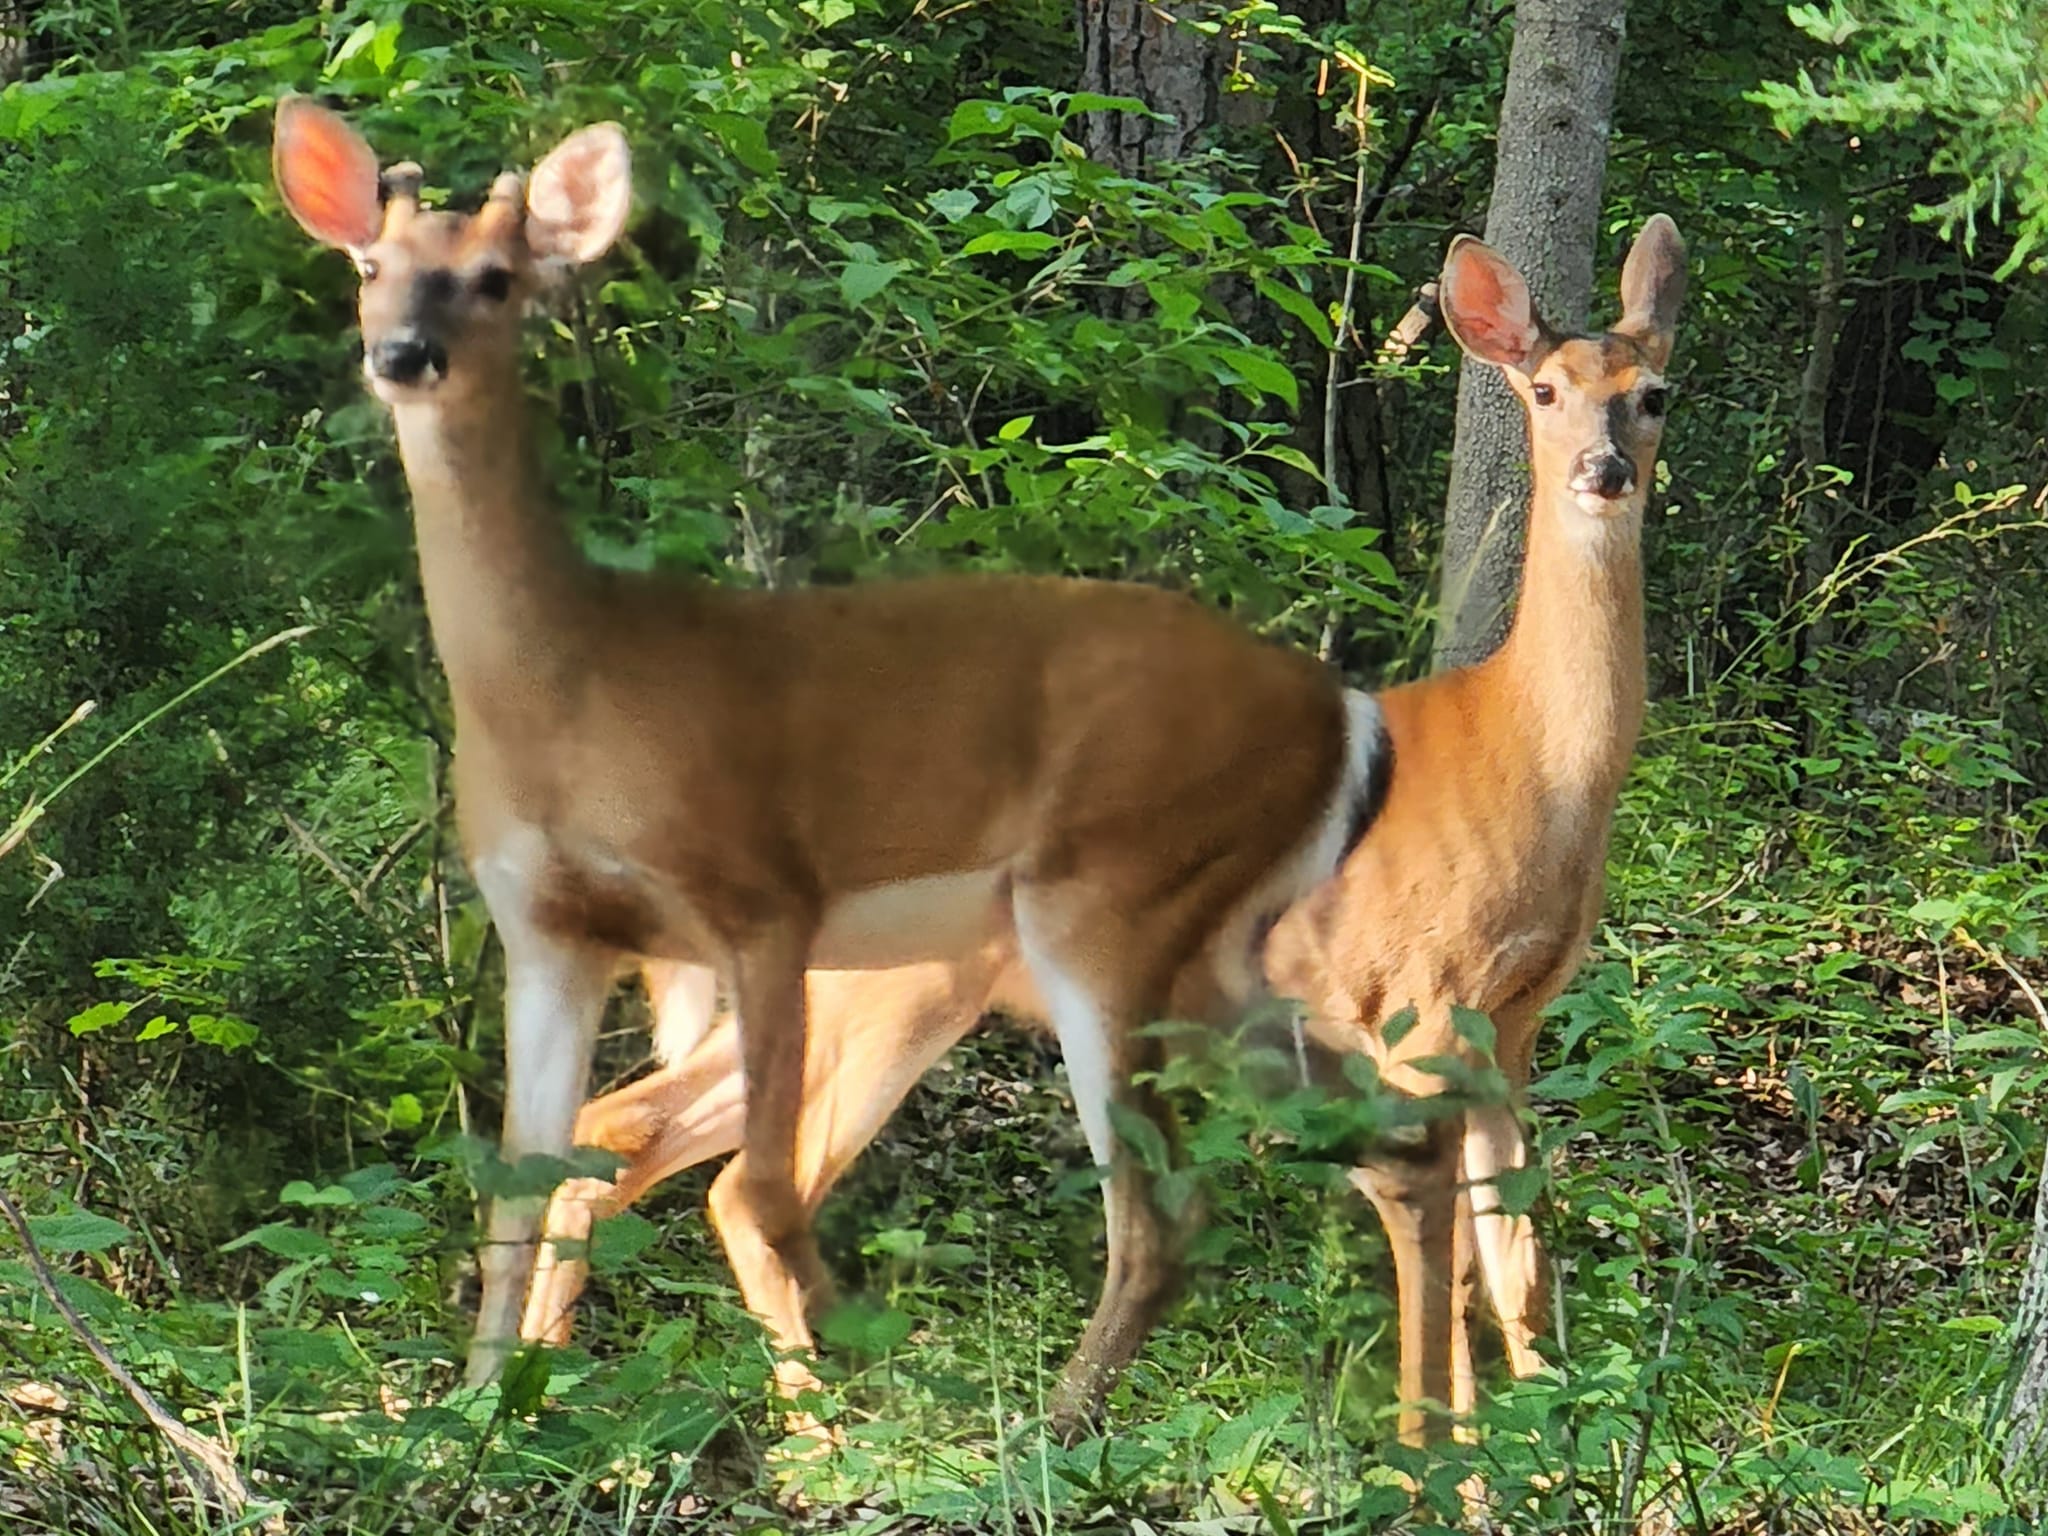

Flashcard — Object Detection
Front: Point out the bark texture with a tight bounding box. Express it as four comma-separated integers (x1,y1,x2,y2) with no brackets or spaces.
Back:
2008,1135,2048,1476
1075,0,1222,177
1434,0,1629,669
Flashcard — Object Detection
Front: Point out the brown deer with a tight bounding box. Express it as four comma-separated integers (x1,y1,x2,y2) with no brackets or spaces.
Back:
519,218,1687,1444
271,101,1389,1395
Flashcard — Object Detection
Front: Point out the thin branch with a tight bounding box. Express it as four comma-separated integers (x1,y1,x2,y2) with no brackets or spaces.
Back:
1377,281,1440,361
1,626,315,866
1321,56,1376,511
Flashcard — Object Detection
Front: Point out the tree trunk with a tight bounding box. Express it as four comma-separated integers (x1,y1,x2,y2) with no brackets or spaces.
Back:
1074,0,1222,177
2006,1138,2048,1477
1434,0,1629,669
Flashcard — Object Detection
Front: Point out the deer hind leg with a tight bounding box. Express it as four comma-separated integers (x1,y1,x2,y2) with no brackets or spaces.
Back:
708,954,1006,1423
1349,1108,1463,1446
1451,1176,1480,1429
1012,886,1205,1439
468,930,615,1386
522,1018,746,1347
1462,1098,1549,1378
643,959,720,1071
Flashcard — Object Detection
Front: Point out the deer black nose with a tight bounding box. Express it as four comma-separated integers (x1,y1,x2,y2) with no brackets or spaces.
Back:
1569,451,1635,501
370,333,446,385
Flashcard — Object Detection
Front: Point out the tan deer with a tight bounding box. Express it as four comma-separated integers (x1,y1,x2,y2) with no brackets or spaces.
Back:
271,100,1389,1395
519,219,1687,1444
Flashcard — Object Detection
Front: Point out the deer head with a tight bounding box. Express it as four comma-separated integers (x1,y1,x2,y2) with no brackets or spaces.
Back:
1439,216,1687,520
272,97,632,404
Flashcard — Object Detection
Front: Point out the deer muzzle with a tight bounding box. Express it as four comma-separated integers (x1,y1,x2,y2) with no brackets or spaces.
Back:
1568,449,1636,503
368,330,448,389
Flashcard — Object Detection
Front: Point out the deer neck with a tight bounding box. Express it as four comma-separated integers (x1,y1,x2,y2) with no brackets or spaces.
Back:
1482,474,1647,801
386,369,599,707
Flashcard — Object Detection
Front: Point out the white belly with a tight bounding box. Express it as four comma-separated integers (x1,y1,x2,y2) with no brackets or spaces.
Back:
811,868,1011,968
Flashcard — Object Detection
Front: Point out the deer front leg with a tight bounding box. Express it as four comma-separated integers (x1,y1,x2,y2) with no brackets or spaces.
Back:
524,961,729,1346
468,930,614,1386
708,954,1011,1430
727,923,829,1332
1349,1111,1463,1446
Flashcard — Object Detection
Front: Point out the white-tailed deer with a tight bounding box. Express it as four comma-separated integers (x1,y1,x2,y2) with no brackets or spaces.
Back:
520,219,1687,1445
272,100,1388,1395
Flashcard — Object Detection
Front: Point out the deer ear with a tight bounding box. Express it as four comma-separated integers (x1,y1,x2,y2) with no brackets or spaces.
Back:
273,96,382,252
1439,235,1544,373
526,123,632,266
1616,214,1686,369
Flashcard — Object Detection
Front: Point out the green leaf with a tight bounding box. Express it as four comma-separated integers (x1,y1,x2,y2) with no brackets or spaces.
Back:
927,187,978,223
188,1014,259,1051
996,414,1035,441
1000,179,1057,229
840,259,909,307
1108,1101,1170,1172
1810,950,1861,983
67,1000,135,1036
1255,444,1323,481
946,100,1014,142
807,196,874,225
27,1212,134,1254
1449,1004,1497,1059
1216,347,1299,409
946,99,1060,145
1059,91,1154,121
326,19,378,72
819,1299,914,1354
1492,1164,1547,1216
342,1165,409,1203
706,113,778,177
1907,897,1966,930
1937,1315,2005,1335
961,229,1060,256
371,20,403,73
1255,277,1334,348
279,1181,356,1208
355,1207,429,1239
135,1015,178,1042
591,1211,661,1271
499,1348,552,1415
222,1223,332,1261
1148,281,1202,329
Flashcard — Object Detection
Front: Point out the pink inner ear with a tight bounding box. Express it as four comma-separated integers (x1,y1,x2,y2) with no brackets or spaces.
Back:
1446,250,1532,365
277,108,381,250
528,128,629,263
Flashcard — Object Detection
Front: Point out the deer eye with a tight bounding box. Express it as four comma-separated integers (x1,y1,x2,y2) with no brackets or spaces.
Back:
476,267,513,302
1531,383,1556,407
1641,387,1669,417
